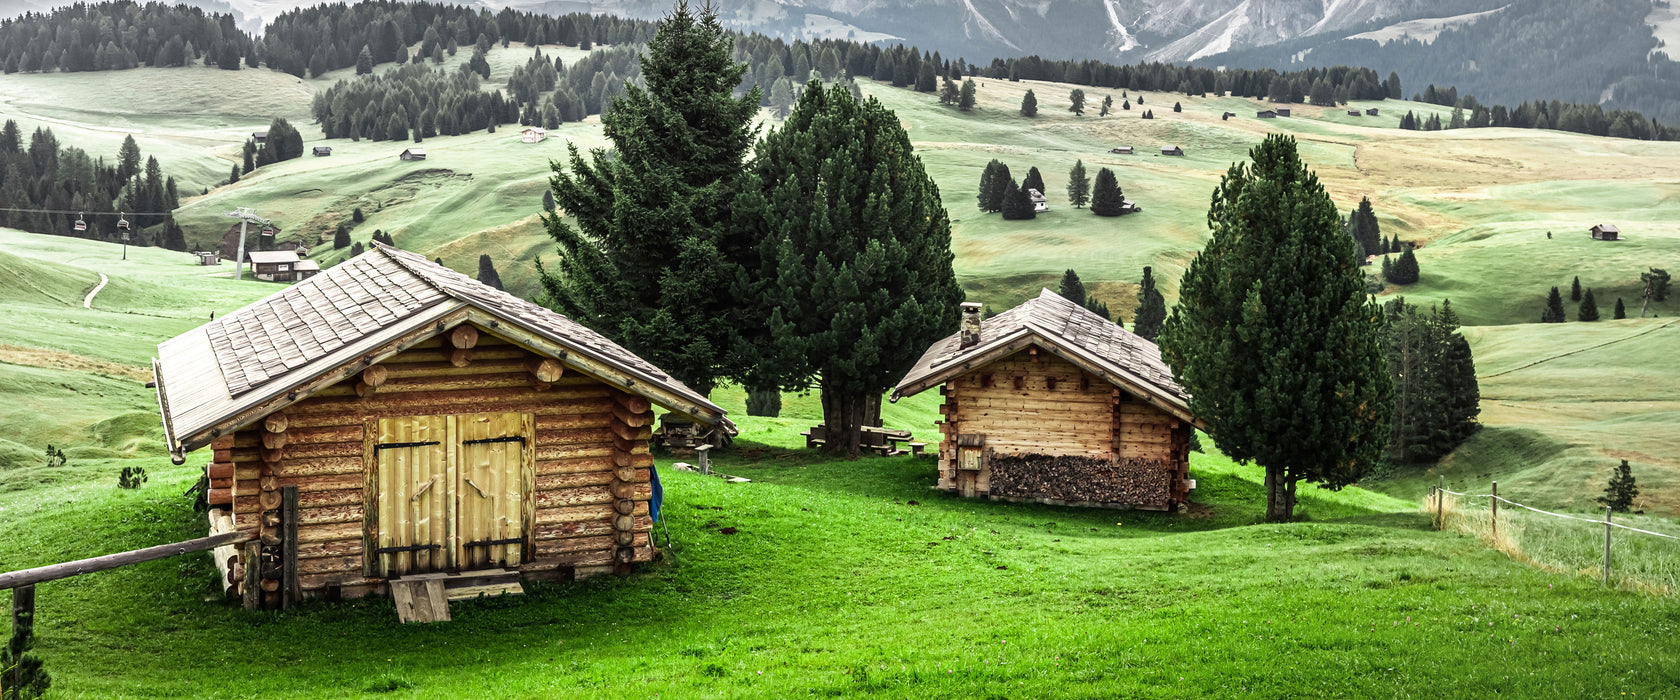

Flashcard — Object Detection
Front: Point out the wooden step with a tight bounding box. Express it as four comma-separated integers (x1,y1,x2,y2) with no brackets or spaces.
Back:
389,569,523,623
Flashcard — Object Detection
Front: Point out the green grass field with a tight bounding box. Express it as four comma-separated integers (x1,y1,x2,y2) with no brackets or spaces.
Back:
3,420,1678,698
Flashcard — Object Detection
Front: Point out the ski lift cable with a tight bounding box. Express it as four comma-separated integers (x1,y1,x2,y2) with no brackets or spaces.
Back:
0,206,177,216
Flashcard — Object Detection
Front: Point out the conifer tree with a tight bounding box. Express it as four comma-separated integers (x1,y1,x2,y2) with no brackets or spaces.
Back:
1100,95,1112,116
1000,179,1035,220
939,77,958,106
1090,167,1124,216
1158,134,1392,521
333,224,350,248
1057,269,1086,306
1597,460,1639,512
976,159,1010,213
1350,196,1381,257
1541,286,1566,322
1571,275,1582,301
538,1,763,396
1066,160,1090,208
1614,297,1627,319
1023,167,1045,196
1578,287,1599,321
958,79,976,111
1133,266,1166,341
1385,246,1419,284
731,80,962,457
1020,89,1037,117
1084,295,1111,322
1173,101,1182,112
356,45,373,74
745,387,782,417
1069,88,1085,116
477,253,504,290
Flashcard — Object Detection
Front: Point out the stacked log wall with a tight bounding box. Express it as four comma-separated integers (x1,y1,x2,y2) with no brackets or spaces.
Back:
212,329,656,599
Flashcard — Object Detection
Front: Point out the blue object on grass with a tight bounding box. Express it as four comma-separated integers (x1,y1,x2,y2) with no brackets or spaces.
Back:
650,464,663,522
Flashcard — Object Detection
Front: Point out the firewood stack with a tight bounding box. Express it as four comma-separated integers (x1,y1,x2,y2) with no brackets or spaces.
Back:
987,454,1170,505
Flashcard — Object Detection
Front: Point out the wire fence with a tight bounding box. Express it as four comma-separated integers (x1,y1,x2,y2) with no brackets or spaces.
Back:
1428,479,1680,594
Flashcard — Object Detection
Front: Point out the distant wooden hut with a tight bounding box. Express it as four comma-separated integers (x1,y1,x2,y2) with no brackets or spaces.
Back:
892,292,1202,511
1256,110,1277,119
400,148,428,161
1365,108,1380,116
1347,110,1363,116
1161,146,1184,156
152,243,731,609
520,127,547,144
313,146,333,157
195,251,220,266
252,131,268,144
293,260,321,280
1109,146,1134,155
244,250,303,282
1275,108,1291,117
1590,224,1621,240
1027,188,1049,213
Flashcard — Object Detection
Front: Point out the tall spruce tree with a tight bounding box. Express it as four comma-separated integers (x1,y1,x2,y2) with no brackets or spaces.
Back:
977,159,1010,213
1385,246,1420,284
1066,160,1090,208
477,254,504,290
1000,179,1034,220
1020,89,1037,117
1579,287,1600,321
958,79,976,111
1069,88,1085,115
731,80,962,457
1133,266,1166,341
1570,275,1582,301
1385,297,1479,462
1350,197,1381,258
1022,167,1045,196
333,224,350,248
1541,286,1566,322
1057,269,1086,306
537,1,762,396
1597,460,1639,512
1158,134,1392,521
976,160,998,212
1614,297,1627,319
1090,167,1124,216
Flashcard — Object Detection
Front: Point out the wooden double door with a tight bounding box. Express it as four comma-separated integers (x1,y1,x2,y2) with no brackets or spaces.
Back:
369,412,534,578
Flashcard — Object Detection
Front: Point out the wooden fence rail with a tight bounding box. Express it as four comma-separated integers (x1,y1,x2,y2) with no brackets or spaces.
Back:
0,531,252,591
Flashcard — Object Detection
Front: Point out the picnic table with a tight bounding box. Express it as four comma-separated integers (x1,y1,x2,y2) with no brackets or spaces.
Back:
801,424,925,456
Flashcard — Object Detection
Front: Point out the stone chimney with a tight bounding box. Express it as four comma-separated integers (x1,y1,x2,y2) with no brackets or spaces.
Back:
960,302,984,349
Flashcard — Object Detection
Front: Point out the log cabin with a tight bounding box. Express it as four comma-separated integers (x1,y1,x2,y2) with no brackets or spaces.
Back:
153,243,731,608
244,250,303,282
1590,224,1620,240
891,290,1203,512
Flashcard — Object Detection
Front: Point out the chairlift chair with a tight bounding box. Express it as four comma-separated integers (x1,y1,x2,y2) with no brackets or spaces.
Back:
73,212,87,232
116,213,130,231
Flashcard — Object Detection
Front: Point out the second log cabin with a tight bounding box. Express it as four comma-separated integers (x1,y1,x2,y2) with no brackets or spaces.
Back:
153,243,731,607
891,290,1203,511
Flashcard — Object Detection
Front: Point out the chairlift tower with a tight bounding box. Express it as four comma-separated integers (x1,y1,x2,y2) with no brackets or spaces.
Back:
223,207,272,282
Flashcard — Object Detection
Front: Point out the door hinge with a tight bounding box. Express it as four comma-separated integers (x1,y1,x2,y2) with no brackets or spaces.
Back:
462,435,526,446
376,440,441,451
464,537,525,548
375,543,442,554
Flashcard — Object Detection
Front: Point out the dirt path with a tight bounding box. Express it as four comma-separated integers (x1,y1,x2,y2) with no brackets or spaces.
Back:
82,273,109,309
1481,318,1680,380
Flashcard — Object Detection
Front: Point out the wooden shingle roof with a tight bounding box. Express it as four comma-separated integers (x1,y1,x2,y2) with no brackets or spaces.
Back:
890,289,1197,425
155,243,727,460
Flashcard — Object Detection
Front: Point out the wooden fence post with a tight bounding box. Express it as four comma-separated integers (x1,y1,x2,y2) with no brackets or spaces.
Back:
10,582,32,638
1604,506,1613,585
1435,476,1445,530
281,486,299,610
242,539,261,610
696,444,711,476
1491,481,1498,540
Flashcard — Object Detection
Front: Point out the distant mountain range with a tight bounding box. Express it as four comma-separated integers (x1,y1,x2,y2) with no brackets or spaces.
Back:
4,0,1674,121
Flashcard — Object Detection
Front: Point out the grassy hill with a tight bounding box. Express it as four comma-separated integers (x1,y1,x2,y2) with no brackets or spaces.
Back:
1,56,1679,698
